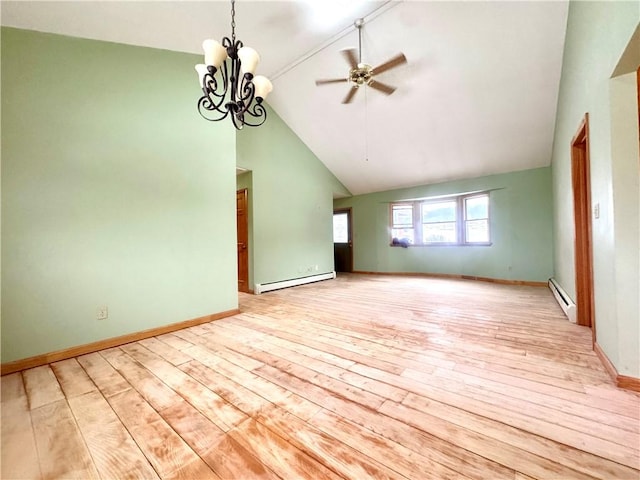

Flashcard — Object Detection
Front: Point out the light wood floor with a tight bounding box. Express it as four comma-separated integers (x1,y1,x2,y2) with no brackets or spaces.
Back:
2,274,639,479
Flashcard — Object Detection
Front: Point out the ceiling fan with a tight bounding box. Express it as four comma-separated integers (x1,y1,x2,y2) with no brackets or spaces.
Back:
315,18,407,104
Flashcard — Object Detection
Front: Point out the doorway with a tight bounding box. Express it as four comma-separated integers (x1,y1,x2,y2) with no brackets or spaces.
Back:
333,208,353,272
237,189,249,293
571,113,595,338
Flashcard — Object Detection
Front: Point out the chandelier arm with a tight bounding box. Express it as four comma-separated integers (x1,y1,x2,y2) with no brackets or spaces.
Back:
231,111,245,130
197,96,231,122
196,62,230,119
236,74,256,113
205,69,226,102
240,101,267,127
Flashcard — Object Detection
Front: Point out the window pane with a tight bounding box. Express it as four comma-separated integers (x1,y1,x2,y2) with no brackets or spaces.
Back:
466,196,488,220
423,222,457,243
466,219,489,242
333,213,348,243
422,201,456,223
392,205,413,226
392,228,414,245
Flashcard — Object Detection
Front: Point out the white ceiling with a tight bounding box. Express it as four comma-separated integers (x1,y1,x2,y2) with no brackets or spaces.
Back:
1,1,568,196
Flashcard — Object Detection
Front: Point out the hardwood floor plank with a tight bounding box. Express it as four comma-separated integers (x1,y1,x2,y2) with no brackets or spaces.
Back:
256,405,410,480
67,390,159,479
139,337,193,366
22,365,64,410
156,332,198,351
209,322,409,402
171,327,264,372
227,417,343,480
1,372,26,403
108,388,220,479
379,398,596,480
121,342,248,431
200,434,281,480
210,318,357,369
433,367,638,434
77,351,132,398
454,362,639,419
100,346,275,479
308,408,492,480
399,369,640,462
181,343,323,421
233,315,406,375
101,347,181,412
254,362,515,480
155,401,223,463
51,358,97,398
31,399,100,479
1,373,42,480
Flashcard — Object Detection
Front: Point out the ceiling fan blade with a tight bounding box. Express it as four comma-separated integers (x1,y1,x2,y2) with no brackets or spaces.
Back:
342,86,359,104
315,78,348,85
368,79,396,95
341,48,359,69
371,53,407,75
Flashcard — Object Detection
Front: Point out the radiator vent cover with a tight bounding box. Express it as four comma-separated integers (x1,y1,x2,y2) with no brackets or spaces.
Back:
255,271,336,294
548,278,577,323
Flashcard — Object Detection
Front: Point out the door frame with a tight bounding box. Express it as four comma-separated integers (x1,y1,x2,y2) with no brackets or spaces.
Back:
236,188,249,293
333,207,353,273
571,113,596,340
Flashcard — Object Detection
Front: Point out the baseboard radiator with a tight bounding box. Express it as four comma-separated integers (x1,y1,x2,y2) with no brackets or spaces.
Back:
254,271,336,295
548,278,577,323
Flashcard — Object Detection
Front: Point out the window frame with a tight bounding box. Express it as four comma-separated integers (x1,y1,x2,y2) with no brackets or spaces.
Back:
420,199,459,245
463,194,491,245
390,202,418,246
389,192,491,247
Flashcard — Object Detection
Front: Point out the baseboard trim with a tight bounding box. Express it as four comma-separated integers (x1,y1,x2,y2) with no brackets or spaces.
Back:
0,308,240,376
594,342,640,393
351,270,546,287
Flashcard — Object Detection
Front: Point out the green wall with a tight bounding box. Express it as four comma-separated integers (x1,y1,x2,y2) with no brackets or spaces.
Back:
236,105,349,289
1,28,238,363
551,2,639,376
334,167,553,282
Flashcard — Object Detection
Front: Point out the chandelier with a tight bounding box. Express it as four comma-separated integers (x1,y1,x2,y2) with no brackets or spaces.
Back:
195,0,273,130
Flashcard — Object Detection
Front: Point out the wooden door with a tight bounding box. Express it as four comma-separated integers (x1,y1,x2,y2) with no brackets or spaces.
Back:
333,208,353,272
237,189,249,293
571,114,595,337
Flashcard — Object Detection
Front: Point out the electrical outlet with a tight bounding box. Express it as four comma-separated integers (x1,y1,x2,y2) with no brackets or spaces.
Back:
97,306,108,320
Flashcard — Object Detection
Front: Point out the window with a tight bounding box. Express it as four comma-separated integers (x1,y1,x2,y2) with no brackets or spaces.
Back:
464,195,489,243
391,203,415,245
333,212,349,243
390,193,490,246
422,200,457,243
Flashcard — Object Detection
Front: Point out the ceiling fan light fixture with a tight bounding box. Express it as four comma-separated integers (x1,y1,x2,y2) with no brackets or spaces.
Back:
315,18,407,104
196,0,272,129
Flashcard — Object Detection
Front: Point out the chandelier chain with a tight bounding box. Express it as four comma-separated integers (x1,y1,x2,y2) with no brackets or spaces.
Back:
230,0,236,43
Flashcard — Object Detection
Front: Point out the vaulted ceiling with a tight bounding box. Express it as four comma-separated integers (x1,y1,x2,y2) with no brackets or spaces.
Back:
1,1,568,196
